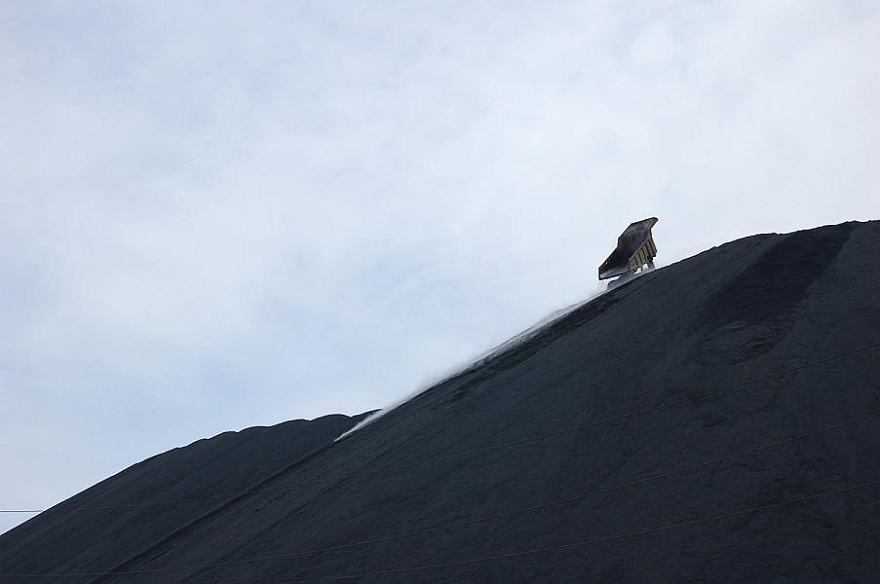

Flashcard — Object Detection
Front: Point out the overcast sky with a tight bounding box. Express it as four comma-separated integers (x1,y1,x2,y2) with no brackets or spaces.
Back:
2,0,878,534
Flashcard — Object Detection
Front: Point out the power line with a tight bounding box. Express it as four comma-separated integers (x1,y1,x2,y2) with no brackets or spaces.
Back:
0,510,42,514
5,407,878,580
2,341,877,580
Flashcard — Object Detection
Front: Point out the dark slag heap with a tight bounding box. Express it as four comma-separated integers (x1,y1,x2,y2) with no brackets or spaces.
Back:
1,220,878,583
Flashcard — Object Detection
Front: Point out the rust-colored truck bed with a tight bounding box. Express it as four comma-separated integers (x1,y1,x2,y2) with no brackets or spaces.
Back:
598,217,658,281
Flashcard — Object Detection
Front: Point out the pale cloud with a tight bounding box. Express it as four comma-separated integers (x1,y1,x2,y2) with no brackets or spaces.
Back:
2,0,879,533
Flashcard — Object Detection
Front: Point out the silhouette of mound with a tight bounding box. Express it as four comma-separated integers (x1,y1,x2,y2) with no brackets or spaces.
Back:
2,221,879,583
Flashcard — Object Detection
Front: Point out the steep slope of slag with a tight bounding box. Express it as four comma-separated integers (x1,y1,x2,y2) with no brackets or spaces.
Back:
1,220,879,584
0,413,370,581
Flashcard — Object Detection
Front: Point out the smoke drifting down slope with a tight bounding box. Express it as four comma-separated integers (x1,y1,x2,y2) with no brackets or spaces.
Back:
1,220,879,583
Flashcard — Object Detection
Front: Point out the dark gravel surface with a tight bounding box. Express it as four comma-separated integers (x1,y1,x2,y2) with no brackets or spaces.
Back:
2,220,878,584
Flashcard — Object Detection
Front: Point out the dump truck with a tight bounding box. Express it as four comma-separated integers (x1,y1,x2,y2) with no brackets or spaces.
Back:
598,217,658,288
